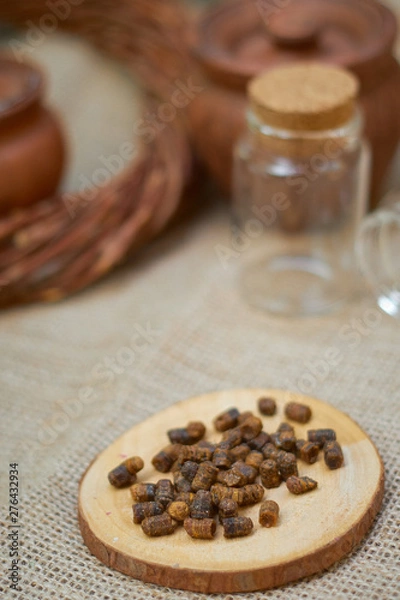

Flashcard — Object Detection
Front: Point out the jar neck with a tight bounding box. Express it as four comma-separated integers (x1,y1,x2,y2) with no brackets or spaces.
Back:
246,108,364,158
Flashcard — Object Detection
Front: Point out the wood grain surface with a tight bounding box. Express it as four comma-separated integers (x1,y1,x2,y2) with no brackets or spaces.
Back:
78,389,384,593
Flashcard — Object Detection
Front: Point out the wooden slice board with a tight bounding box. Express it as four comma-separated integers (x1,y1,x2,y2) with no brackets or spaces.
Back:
78,389,384,593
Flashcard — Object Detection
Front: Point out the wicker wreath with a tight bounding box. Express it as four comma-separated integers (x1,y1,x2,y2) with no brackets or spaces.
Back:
0,0,195,307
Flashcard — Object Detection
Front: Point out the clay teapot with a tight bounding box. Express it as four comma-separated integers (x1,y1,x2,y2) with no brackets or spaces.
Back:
0,57,66,212
189,0,400,206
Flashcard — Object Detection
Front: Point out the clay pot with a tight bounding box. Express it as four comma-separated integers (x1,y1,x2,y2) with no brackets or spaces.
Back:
0,57,66,212
189,0,400,206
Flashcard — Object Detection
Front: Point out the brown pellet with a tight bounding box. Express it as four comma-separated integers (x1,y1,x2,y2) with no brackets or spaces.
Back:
168,421,206,445
220,467,243,488
210,483,264,507
259,500,280,527
274,429,296,452
190,490,214,519
260,459,281,488
237,411,254,425
191,461,218,491
175,491,195,505
218,498,239,522
240,415,263,442
284,401,312,424
248,431,271,451
224,461,258,487
152,444,181,473
229,443,251,461
258,397,277,416
276,451,298,481
277,422,295,434
262,443,279,460
308,428,336,448
197,440,217,453
173,472,192,493
220,428,243,449
324,441,344,469
245,450,264,470
214,407,240,432
141,513,177,537
286,475,318,495
296,440,320,464
130,482,156,503
180,460,198,482
132,501,164,524
124,456,144,475
155,479,175,507
179,445,213,463
167,501,190,522
223,516,254,538
184,517,216,539
231,461,258,485
213,447,232,470
108,464,137,488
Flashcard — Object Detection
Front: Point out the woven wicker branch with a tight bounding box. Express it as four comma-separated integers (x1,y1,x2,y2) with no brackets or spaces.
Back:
0,0,195,307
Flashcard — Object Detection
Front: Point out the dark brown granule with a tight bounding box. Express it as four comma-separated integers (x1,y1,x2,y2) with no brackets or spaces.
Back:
178,445,213,463
180,460,198,482
173,472,192,493
284,402,312,424
130,482,157,503
262,443,279,460
247,431,271,451
152,444,182,473
168,421,206,445
213,447,232,470
184,517,216,539
155,479,175,507
260,459,281,488
324,440,344,469
276,451,298,481
295,440,320,464
259,500,280,527
222,516,254,538
307,428,336,448
108,464,137,488
191,461,218,491
218,498,239,522
286,475,318,495
229,443,251,461
132,501,164,524
245,450,264,470
190,490,214,519
240,415,263,442
167,501,190,522
220,428,243,449
214,407,240,432
257,397,277,416
141,513,177,537
237,411,255,425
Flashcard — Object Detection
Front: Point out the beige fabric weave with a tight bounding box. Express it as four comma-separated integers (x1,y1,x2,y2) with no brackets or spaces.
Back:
1,203,399,599
1,7,400,598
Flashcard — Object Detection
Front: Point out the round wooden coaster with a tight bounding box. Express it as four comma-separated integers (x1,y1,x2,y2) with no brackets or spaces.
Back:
78,389,384,593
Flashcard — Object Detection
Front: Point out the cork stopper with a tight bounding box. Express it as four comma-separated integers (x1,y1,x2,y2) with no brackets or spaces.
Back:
248,64,360,132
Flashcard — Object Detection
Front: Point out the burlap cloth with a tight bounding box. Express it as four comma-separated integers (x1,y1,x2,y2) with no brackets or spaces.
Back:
1,9,400,600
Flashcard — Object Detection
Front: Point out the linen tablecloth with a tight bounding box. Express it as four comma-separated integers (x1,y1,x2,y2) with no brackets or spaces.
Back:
1,3,400,599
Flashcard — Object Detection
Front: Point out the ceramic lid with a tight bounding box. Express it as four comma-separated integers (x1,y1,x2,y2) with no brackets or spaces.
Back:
194,0,398,89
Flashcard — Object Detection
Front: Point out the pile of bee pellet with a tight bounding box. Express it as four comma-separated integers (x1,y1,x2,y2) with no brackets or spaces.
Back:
108,398,344,539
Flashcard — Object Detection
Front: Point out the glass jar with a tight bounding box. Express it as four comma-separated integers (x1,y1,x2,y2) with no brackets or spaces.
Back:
356,191,400,318
233,64,370,316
